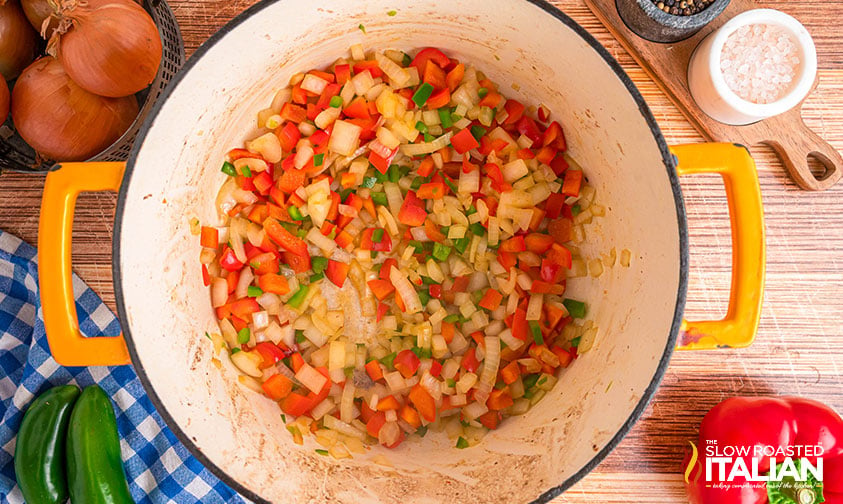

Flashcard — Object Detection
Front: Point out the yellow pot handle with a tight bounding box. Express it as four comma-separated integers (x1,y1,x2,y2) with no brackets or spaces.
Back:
38,162,131,366
672,143,766,350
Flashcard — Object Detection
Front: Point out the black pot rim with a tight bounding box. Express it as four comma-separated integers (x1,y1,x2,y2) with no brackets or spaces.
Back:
112,1,689,502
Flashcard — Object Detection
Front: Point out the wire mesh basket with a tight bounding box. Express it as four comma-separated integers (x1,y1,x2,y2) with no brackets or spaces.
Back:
0,0,185,173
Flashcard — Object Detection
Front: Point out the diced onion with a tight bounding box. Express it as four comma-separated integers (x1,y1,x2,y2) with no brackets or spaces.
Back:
328,120,362,156
296,363,328,393
399,132,452,156
389,267,422,314
211,278,228,308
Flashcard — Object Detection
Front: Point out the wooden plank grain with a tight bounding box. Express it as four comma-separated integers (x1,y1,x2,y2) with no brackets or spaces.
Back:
1,1,842,502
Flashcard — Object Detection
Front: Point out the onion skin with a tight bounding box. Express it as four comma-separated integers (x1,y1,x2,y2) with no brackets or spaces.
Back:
21,0,59,36
0,0,38,79
56,0,162,97
11,56,138,161
0,77,8,123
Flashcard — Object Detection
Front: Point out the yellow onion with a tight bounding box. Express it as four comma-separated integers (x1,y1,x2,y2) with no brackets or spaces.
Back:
0,78,8,123
52,0,162,97
11,56,138,161
0,0,38,79
21,0,59,36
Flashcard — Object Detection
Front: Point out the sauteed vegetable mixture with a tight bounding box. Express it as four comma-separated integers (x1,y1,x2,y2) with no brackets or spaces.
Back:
200,46,607,455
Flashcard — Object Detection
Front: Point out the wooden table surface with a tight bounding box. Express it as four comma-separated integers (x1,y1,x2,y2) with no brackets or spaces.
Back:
2,1,842,502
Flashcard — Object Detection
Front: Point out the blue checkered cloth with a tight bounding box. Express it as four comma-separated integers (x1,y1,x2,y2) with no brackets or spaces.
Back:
0,230,246,504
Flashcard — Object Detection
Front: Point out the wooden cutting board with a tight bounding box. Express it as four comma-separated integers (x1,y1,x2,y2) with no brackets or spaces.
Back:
585,0,842,191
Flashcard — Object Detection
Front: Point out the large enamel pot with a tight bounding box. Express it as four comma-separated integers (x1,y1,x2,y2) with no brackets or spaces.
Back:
38,0,766,502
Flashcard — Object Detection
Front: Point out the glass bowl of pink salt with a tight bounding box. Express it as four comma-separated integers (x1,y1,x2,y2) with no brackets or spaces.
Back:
687,9,817,125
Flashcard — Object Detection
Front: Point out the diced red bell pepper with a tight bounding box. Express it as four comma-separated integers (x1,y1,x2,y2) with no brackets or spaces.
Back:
400,404,422,428
262,373,293,400
201,264,210,286
368,148,395,175
394,349,421,379
250,252,279,275
280,392,312,416
477,411,502,430
353,59,383,78
397,191,427,227
275,122,301,152
283,251,311,274
263,219,309,257
503,99,525,125
478,288,503,311
540,259,562,284
421,218,445,242
500,361,521,384
548,243,573,269
334,63,351,85
219,247,244,272
548,218,573,245
445,63,464,92
365,359,384,382
511,308,529,341
422,60,447,90
544,192,566,220
417,182,446,200
225,269,239,295
487,389,514,411
429,283,442,299
360,228,393,252
426,88,450,109
535,145,557,165
452,275,470,292
200,226,218,249
542,121,567,151
500,235,526,253
280,102,307,123
325,260,350,288
366,411,387,437
546,157,568,181
440,321,455,344
231,297,261,320
277,166,306,194
461,347,480,373
479,90,502,108
254,342,286,369
430,360,442,378
451,128,480,154
516,116,542,147
525,233,554,254
408,384,437,422
410,47,451,73
291,84,308,104
252,171,273,196
562,170,583,197
315,83,342,109
258,273,290,295
305,103,321,121
497,250,517,271
367,279,395,301
530,280,564,295
376,302,389,322
379,258,398,280
343,96,370,119
334,230,353,249
377,395,402,411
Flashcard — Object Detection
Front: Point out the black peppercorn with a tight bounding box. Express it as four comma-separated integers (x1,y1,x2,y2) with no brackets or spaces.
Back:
651,0,715,16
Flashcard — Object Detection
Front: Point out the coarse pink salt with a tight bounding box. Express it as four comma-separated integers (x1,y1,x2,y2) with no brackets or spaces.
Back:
720,23,800,104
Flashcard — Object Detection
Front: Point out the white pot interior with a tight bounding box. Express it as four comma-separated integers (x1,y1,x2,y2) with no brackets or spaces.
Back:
117,0,684,502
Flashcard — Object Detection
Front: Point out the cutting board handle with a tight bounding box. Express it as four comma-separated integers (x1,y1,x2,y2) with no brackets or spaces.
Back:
762,107,843,191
